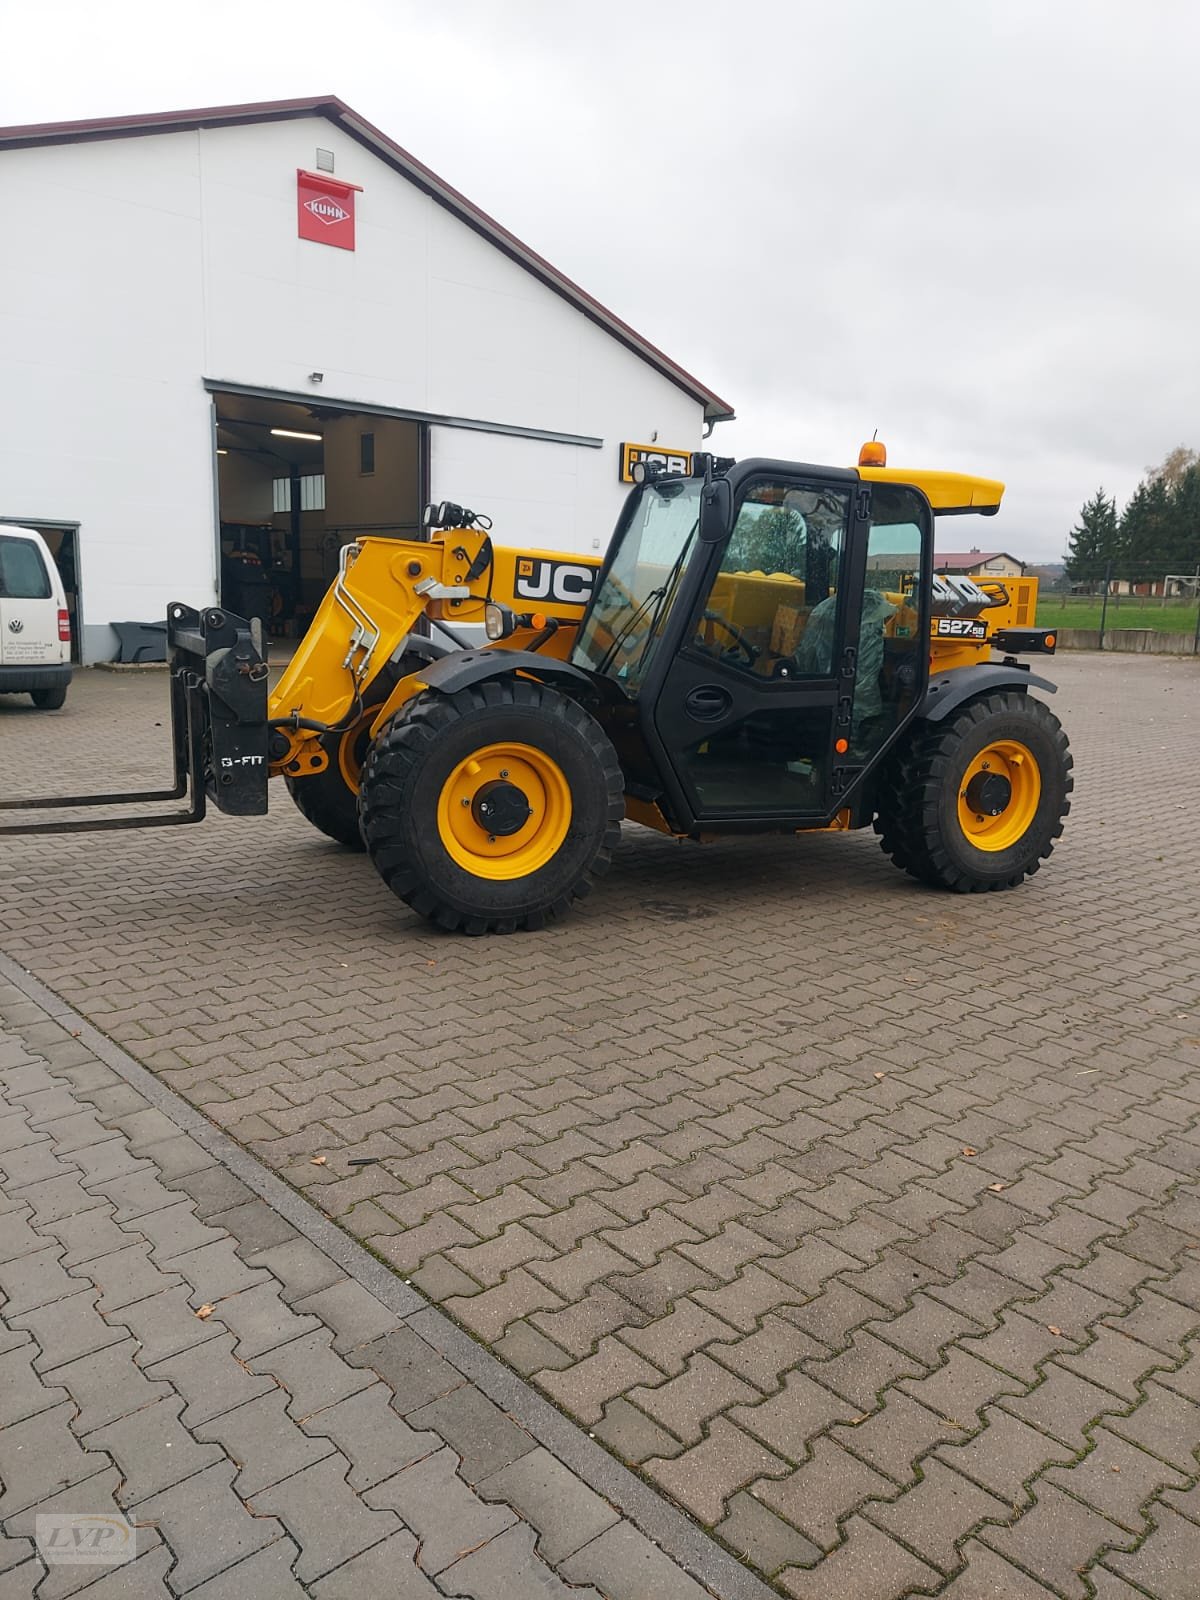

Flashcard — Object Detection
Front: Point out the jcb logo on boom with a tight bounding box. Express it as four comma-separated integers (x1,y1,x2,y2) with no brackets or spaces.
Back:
515,559,595,607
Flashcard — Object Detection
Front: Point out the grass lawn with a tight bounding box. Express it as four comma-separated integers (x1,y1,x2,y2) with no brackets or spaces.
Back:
1040,596,1200,634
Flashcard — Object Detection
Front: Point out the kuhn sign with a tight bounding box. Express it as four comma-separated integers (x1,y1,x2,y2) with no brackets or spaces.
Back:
297,170,362,251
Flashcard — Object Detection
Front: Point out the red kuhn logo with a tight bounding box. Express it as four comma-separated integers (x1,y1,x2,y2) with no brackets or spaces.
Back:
304,195,349,225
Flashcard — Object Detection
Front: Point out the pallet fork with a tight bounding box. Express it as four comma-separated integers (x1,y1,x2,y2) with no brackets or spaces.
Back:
0,605,269,838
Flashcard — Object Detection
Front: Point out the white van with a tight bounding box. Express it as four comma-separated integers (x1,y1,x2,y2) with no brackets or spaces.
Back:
0,526,72,710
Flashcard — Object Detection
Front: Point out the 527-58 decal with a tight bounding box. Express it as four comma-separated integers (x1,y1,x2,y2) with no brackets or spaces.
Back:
934,617,988,640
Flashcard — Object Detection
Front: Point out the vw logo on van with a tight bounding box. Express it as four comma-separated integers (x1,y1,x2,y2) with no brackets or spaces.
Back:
7,619,23,633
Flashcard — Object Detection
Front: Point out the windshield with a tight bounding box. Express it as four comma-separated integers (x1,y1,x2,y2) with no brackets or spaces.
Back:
572,478,701,695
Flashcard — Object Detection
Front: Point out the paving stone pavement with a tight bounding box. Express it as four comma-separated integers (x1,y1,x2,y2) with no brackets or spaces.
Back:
1,650,1199,1596
0,982,738,1599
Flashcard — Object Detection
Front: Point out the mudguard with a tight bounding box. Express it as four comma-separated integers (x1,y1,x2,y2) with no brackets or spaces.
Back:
920,662,1057,723
413,648,596,697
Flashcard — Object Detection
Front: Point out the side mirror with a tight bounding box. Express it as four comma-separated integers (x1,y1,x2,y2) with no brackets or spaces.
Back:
699,480,732,543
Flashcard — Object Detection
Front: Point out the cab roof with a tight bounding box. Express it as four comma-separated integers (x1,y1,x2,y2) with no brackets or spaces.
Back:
858,465,1005,516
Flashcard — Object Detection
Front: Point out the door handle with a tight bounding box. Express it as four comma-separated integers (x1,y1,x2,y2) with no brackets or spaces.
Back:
684,684,733,722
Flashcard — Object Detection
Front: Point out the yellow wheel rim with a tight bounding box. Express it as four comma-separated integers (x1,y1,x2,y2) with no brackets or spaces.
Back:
956,739,1041,852
437,742,572,880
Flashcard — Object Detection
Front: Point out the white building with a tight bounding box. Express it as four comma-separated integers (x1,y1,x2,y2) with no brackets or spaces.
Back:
0,96,732,662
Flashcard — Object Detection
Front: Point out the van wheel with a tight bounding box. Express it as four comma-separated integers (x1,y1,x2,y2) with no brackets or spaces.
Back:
30,687,67,711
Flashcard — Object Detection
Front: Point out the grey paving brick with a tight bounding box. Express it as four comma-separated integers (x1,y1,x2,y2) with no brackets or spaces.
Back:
347,1327,465,1413
209,1197,302,1255
646,1418,789,1523
48,1336,174,1434
0,1338,68,1426
42,1545,175,1599
936,1405,1076,1504
205,1280,321,1361
165,1164,256,1219
714,1490,823,1578
1105,1379,1200,1472
40,1205,135,1268
365,1447,515,1575
144,1329,276,1426
0,1401,113,1516
177,1536,307,1599
0,1246,77,1314
981,1480,1131,1599
248,1454,402,1583
865,1458,1009,1574
591,1395,687,1465
775,1513,941,1600
477,1445,619,1564
164,1237,269,1306
84,1393,225,1506
752,1435,890,1555
297,1381,437,1491
291,1277,404,1353
71,1240,183,1314
4,1170,105,1229
3,1466,162,1600
9,1288,127,1373
134,1460,284,1592
193,1387,337,1495
406,1383,535,1483
309,1529,443,1596
113,1282,230,1366
440,1520,605,1600
559,1520,716,1599
939,1541,1069,1597
250,1327,376,1420
129,1197,224,1260
244,1236,343,1304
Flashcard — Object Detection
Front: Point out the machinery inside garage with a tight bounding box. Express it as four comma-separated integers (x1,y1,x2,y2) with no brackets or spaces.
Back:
213,390,422,640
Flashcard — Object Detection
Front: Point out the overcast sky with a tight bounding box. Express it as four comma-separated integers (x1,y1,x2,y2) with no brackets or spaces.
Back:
5,0,1197,560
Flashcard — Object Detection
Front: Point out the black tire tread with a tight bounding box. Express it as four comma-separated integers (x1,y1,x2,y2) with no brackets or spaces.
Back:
359,679,623,934
874,691,1073,893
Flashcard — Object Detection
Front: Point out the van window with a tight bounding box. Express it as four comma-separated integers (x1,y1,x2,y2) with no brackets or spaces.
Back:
0,538,52,600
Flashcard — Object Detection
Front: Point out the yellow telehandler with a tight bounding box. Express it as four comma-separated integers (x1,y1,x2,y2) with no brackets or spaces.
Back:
3,443,1072,934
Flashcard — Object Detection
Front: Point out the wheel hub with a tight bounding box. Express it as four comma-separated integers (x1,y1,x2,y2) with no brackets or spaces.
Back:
964,770,1012,817
471,779,532,837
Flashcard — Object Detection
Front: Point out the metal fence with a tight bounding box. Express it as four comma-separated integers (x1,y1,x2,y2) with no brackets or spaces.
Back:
1042,567,1200,654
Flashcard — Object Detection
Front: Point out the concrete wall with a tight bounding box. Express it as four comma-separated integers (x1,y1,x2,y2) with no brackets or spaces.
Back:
0,117,707,658
1056,628,1198,655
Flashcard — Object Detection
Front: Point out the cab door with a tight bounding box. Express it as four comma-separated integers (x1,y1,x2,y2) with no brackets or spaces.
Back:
647,472,865,825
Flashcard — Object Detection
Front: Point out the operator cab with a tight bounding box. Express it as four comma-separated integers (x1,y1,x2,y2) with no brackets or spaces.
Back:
572,448,943,832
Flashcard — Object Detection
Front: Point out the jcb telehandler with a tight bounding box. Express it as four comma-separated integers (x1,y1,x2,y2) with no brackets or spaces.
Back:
2,443,1073,934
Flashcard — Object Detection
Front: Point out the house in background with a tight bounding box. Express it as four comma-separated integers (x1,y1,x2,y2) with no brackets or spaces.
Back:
934,548,1026,578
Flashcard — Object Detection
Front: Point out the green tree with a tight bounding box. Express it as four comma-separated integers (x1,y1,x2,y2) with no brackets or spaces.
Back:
1065,490,1117,584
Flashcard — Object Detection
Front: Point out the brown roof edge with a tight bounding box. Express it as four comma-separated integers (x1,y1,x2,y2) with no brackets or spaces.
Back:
0,96,735,424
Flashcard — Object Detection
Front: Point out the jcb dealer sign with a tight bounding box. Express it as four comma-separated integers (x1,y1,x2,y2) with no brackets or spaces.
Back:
619,442,692,483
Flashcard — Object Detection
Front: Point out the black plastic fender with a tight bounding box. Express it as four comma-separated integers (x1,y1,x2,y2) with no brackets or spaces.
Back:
413,648,597,698
920,662,1057,723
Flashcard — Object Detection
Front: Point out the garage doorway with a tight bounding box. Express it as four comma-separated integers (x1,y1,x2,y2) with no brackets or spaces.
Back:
0,517,82,662
211,391,423,642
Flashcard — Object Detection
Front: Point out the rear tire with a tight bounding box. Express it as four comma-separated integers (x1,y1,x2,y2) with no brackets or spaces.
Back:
874,691,1072,892
30,686,67,711
285,711,377,850
359,679,623,934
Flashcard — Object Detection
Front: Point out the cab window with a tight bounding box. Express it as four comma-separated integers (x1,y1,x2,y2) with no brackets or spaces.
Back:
691,483,849,678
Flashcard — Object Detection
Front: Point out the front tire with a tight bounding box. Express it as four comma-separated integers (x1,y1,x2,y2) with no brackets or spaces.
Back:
874,691,1072,892
359,679,623,934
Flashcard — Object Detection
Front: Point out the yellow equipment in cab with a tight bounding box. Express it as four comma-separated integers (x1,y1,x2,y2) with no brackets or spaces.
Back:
1,449,1073,935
